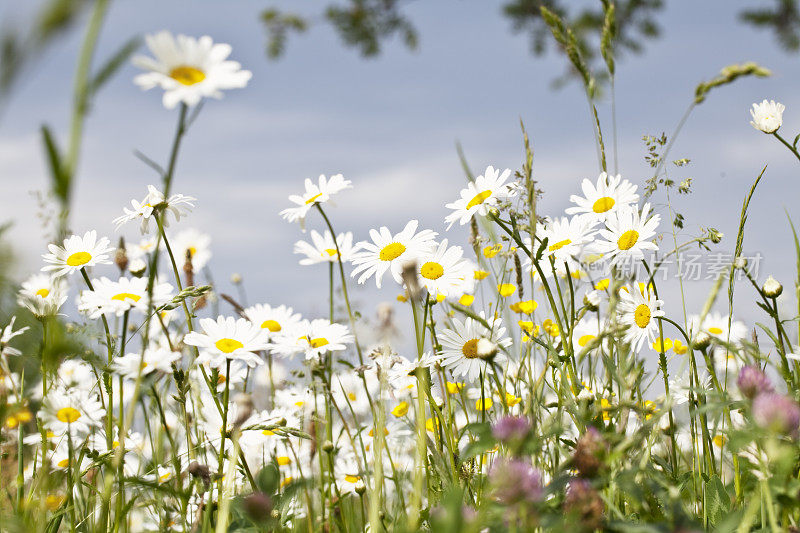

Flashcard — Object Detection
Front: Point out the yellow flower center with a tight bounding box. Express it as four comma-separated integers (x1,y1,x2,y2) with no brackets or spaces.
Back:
45,494,64,511
466,190,492,209
462,338,479,359
111,292,141,302
548,238,572,252
309,337,328,348
169,65,206,86
159,472,172,482
324,248,338,257
578,334,595,347
66,251,92,267
617,230,639,251
708,327,723,335
57,459,70,469
305,192,323,205
35,288,50,298
277,456,292,466
348,392,357,401
56,407,81,424
261,320,281,332
344,475,360,484
379,242,406,261
592,196,615,213
420,261,444,280
474,270,490,280
634,304,651,328
215,338,244,353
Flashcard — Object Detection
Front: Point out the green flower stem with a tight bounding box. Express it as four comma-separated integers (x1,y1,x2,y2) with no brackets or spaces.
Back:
773,131,800,164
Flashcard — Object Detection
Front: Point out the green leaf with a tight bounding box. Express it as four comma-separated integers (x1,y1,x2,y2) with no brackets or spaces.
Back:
89,36,141,94
255,463,279,495
40,124,69,202
704,475,730,526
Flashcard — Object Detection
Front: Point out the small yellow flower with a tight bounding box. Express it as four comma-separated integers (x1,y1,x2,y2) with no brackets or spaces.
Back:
498,284,516,297
474,270,490,280
673,339,688,355
483,244,502,258
504,393,522,406
397,293,408,303
542,319,559,337
600,398,612,422
458,294,475,306
391,402,409,417
446,382,464,395
595,278,610,290
475,398,493,411
652,337,673,352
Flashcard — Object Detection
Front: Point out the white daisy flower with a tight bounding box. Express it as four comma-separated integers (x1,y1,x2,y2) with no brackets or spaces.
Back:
750,99,785,134
279,174,352,225
593,203,660,267
293,230,359,265
17,274,68,318
41,387,105,437
42,230,113,278
415,239,474,298
617,284,664,352
183,316,269,368
437,312,512,382
78,276,173,318
350,220,437,288
571,316,602,354
170,228,212,270
444,166,517,229
0,316,29,357
112,348,182,379
565,172,639,223
194,360,249,392
534,216,597,277
244,303,303,344
126,236,159,260
133,31,252,109
270,319,354,361
113,184,195,234
687,312,748,347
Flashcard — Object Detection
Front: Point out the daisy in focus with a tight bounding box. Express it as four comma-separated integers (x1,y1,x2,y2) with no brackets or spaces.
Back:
350,220,437,288
17,274,68,318
78,276,173,318
113,184,195,233
133,31,252,109
592,203,660,267
244,303,303,342
293,230,359,265
414,239,474,298
42,231,113,278
184,316,270,368
445,165,516,229
280,174,352,225
565,172,639,223
750,99,785,134
617,284,664,352
41,387,105,437
536,216,597,276
437,312,512,382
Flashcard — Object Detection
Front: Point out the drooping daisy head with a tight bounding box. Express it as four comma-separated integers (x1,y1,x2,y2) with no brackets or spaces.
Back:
184,316,270,369
280,174,352,225
445,165,517,229
565,172,639,223
133,31,252,109
414,239,475,298
42,230,113,278
750,99,785,134
293,230,359,265
78,276,173,318
592,203,660,267
113,184,195,234
617,284,664,352
350,220,438,288
244,303,303,343
436,312,512,382
18,274,68,318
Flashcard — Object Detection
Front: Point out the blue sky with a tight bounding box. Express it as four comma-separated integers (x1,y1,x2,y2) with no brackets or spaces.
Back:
2,0,800,353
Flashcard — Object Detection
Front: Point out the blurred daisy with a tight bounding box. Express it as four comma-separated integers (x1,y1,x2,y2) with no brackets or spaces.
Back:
271,319,353,361
42,231,113,277
351,220,437,288
184,316,269,368
750,99,784,134
618,284,664,352
17,274,67,317
565,172,639,223
280,174,352,225
126,236,159,260
437,312,512,382
593,203,660,266
170,228,212,270
78,276,173,318
688,312,747,344
244,303,303,342
41,387,105,436
113,184,195,233
112,348,182,379
133,31,252,109
293,230,358,265
415,239,474,297
445,166,516,229
0,317,29,357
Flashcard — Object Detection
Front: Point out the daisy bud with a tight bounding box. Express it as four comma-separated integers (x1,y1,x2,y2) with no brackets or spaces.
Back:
243,492,273,522
733,256,748,270
270,509,281,519
322,440,335,454
401,260,422,301
128,259,146,278
476,338,498,359
762,276,783,298
752,392,800,438
692,332,711,350
276,417,287,427
583,290,600,311
231,273,242,284
115,237,128,273
737,365,773,399
750,99,785,134
355,480,367,495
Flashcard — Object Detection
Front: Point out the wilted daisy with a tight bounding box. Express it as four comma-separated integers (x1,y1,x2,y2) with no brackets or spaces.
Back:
170,228,212,270
244,303,303,342
414,239,474,297
183,316,269,368
593,203,660,266
279,174,352,225
350,220,437,288
42,231,113,277
17,274,67,317
444,166,516,229
133,31,252,109
749,99,785,134
78,276,173,318
41,387,105,436
112,348,182,379
617,284,664,352
293,230,358,265
565,172,639,223
113,184,195,233
271,319,354,360
437,312,512,381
